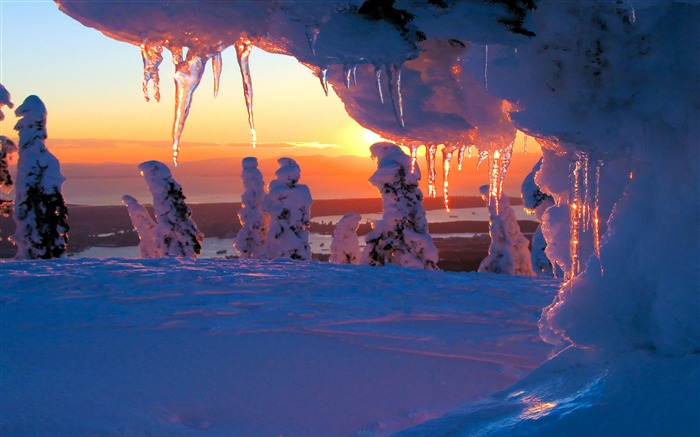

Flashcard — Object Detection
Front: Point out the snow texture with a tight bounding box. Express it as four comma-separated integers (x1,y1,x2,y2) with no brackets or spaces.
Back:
329,212,361,264
0,258,560,437
121,194,160,258
10,95,69,260
521,157,556,276
138,160,203,258
234,157,267,259
262,157,312,260
362,143,438,270
478,185,534,276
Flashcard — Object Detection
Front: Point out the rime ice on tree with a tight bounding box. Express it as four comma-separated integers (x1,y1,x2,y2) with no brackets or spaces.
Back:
138,160,203,258
521,158,557,276
234,157,267,259
11,96,69,260
478,185,534,276
121,195,160,258
0,84,17,218
329,213,362,265
262,157,312,260
362,143,438,270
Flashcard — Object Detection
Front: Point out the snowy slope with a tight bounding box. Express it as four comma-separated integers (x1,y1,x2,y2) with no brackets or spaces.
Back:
1,258,557,437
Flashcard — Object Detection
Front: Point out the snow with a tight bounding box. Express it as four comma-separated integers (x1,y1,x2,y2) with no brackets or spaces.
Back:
477,185,534,276
329,212,362,264
234,157,267,259
1,257,559,437
262,157,313,260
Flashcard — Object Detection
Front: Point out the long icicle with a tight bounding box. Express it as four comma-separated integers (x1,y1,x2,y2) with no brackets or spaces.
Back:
569,154,584,280
386,64,405,128
317,66,329,96
484,44,489,91
487,143,513,215
457,144,468,171
212,51,222,98
344,65,352,89
426,144,438,198
235,38,256,147
375,65,384,104
410,143,419,174
442,144,457,212
140,43,164,102
593,158,603,274
171,49,208,165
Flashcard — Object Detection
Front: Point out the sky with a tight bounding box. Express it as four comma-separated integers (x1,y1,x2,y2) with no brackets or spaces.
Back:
0,0,541,203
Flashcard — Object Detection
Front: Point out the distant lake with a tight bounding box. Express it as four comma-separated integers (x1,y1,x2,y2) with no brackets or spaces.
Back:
314,207,536,224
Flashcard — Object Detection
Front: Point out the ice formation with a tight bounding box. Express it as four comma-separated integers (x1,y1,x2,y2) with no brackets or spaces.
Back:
234,157,268,259
138,160,203,258
140,43,163,102
54,1,700,429
121,194,160,258
329,213,362,265
362,143,438,270
262,157,313,261
234,38,256,147
11,96,69,260
478,185,534,276
171,50,208,165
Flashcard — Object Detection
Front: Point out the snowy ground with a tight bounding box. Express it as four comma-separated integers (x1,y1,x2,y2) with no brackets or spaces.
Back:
1,258,558,436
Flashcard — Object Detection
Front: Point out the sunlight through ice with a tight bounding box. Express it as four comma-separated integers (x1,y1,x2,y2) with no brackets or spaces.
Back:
234,38,256,148
140,43,163,102
212,52,222,98
171,48,208,166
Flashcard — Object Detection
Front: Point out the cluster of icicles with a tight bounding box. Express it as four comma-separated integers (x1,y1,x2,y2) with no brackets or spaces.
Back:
140,38,408,167
403,142,513,215
569,151,603,280
140,39,256,165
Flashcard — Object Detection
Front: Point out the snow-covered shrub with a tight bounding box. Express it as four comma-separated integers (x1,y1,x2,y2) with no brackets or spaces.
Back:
121,194,160,258
478,185,534,276
521,157,557,276
138,160,203,258
329,213,362,264
262,157,312,260
10,96,69,260
361,142,438,270
0,84,16,218
234,157,267,259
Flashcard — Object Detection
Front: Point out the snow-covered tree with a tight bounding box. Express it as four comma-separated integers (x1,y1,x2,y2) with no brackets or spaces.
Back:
234,157,267,259
138,160,203,258
262,157,312,260
330,213,362,264
361,142,438,270
0,84,16,218
478,184,534,275
121,194,160,258
10,95,69,260
521,157,557,276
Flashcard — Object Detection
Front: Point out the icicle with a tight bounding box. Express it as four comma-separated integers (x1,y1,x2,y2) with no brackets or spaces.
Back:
569,156,583,279
305,26,320,55
235,38,256,147
171,49,208,165
523,134,528,155
457,144,468,171
343,65,352,89
211,51,222,98
374,65,384,104
409,143,419,174
351,65,357,86
487,143,513,215
484,45,489,91
476,149,488,169
316,66,329,96
442,144,457,212
582,153,591,231
385,64,405,128
426,144,438,198
468,145,473,159
593,159,603,274
140,43,163,102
